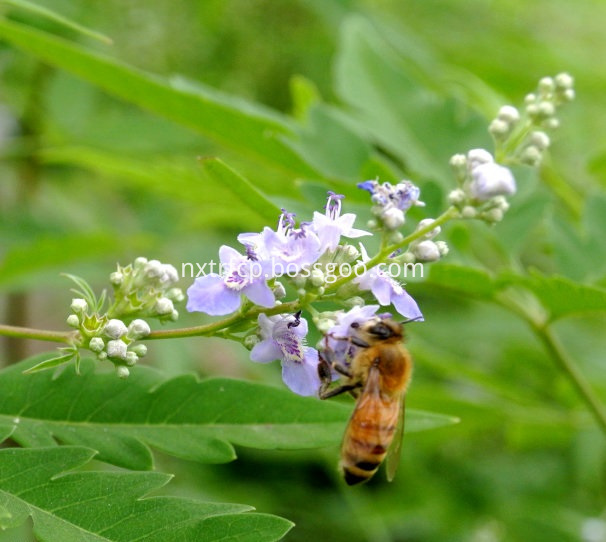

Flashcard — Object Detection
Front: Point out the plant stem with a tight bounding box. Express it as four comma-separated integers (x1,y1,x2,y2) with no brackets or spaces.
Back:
531,322,606,435
0,324,73,344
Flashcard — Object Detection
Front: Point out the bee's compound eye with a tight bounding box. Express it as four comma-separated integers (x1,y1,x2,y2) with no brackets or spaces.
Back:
350,322,360,329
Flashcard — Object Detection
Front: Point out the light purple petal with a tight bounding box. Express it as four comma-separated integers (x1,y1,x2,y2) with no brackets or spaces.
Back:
243,280,275,308
218,245,244,267
186,274,241,315
392,290,424,321
250,339,282,363
281,348,321,396
370,276,393,305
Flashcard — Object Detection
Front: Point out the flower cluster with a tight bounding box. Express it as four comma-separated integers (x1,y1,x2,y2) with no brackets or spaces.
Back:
26,257,185,377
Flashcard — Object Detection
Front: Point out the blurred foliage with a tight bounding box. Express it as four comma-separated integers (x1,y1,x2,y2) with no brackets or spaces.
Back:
1,0,606,541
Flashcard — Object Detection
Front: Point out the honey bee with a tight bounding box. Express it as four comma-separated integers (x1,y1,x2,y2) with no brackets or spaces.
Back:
318,317,412,485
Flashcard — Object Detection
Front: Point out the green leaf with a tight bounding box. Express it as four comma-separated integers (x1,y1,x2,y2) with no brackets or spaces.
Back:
0,356,457,470
0,446,293,541
0,18,317,180
198,158,282,224
0,0,112,44
516,272,606,322
426,263,497,299
22,353,75,374
0,424,15,443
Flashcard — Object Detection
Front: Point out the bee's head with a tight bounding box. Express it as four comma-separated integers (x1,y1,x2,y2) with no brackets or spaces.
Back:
351,317,403,344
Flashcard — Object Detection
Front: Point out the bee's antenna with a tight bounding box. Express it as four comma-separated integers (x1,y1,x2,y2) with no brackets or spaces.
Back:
401,316,424,325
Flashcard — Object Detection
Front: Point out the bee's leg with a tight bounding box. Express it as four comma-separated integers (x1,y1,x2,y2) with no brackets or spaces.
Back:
333,362,352,378
319,382,360,400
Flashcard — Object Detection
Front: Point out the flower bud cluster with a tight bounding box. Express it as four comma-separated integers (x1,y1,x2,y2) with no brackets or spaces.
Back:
66,295,151,378
357,179,425,231
110,257,183,322
490,73,574,167
448,149,516,224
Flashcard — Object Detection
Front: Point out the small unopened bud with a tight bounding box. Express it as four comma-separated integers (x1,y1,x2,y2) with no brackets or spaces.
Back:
316,318,337,334
412,240,441,262
530,131,550,150
449,153,467,168
520,145,542,166
66,314,80,328
489,119,510,137
545,118,560,130
366,219,378,229
128,319,151,339
417,218,441,239
107,339,127,360
70,298,88,314
435,241,449,256
155,297,174,315
467,149,494,169
170,310,179,321
166,288,185,302
116,366,130,379
272,281,286,299
448,188,466,206
125,351,139,366
497,105,520,123
97,351,108,361
129,344,148,357
554,72,574,90
110,271,124,286
159,264,179,285
484,208,504,223
310,269,325,287
524,93,537,104
343,296,365,308
462,206,477,219
398,251,416,264
89,337,105,353
104,319,128,339
134,257,148,269
468,163,516,201
562,88,575,102
538,101,555,117
538,76,555,93
382,207,405,230
342,244,360,261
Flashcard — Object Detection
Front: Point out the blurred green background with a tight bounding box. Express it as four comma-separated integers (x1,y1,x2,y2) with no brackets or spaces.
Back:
1,0,605,540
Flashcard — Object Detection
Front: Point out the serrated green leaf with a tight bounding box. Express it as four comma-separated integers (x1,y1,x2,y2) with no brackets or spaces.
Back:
0,356,457,470
198,158,281,224
0,446,293,541
0,18,317,180
0,0,112,44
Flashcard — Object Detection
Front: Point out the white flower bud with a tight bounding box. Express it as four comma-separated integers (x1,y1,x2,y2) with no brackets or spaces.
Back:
343,296,365,308
97,352,108,361
166,288,185,302
116,366,130,379
484,208,504,223
435,241,449,256
310,269,325,287
545,118,560,130
366,219,378,229
462,206,478,219
538,76,555,93
128,319,151,339
493,196,510,212
526,103,539,117
106,339,127,360
342,244,360,261
468,163,516,201
272,281,286,299
412,240,441,262
66,314,80,328
381,207,405,230
530,131,550,150
498,105,520,123
144,259,163,279
244,334,259,349
134,257,148,269
562,88,575,102
538,101,555,117
467,149,494,169
125,351,139,366
109,271,124,286
316,287,325,296
520,145,542,166
170,310,179,321
104,319,128,339
89,337,105,353
555,72,574,89
160,264,179,285
399,251,416,264
448,188,466,205
489,119,510,137
155,297,174,315
70,298,88,314
316,318,337,334
387,231,404,245
524,93,537,104
129,344,148,357
449,153,467,168
417,218,441,239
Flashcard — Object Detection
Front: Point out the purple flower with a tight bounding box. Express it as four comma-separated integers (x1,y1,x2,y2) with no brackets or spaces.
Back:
353,246,423,320
311,192,370,251
251,312,321,396
186,245,274,316
239,210,323,274
358,180,422,211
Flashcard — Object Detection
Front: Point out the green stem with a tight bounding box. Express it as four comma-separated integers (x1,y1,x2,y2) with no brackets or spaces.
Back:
531,322,606,435
0,324,73,344
325,206,460,294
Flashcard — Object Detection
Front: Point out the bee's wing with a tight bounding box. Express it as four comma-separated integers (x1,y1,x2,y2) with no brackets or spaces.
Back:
385,393,405,482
